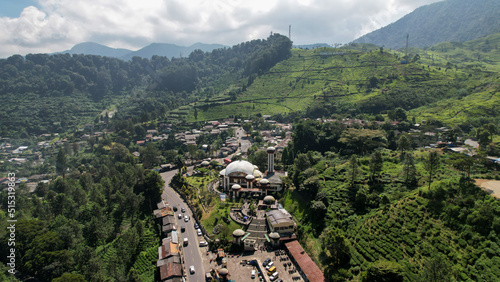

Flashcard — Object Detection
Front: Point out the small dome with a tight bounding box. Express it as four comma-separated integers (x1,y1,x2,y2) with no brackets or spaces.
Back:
201,160,210,166
267,146,276,153
245,174,255,181
263,195,275,204
269,232,280,239
232,229,245,237
260,178,270,185
231,184,241,190
219,268,229,276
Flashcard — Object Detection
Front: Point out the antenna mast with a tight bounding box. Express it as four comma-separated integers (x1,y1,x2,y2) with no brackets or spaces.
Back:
289,25,291,41
405,33,409,60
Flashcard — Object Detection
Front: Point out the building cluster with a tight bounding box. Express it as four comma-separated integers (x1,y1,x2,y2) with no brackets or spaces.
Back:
153,200,183,282
219,147,287,198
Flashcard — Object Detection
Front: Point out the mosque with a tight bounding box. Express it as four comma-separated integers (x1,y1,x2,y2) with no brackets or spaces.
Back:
219,147,285,197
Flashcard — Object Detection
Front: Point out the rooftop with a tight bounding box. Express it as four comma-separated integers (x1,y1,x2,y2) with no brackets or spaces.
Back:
266,209,293,226
285,240,326,282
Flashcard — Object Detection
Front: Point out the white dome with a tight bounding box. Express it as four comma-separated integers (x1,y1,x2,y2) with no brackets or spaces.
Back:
263,195,275,203
260,179,270,185
233,229,245,237
219,169,226,176
225,160,255,176
232,184,242,190
245,174,255,180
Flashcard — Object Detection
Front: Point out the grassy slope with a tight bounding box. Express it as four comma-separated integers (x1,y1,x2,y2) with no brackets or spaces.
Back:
174,33,500,127
188,48,441,121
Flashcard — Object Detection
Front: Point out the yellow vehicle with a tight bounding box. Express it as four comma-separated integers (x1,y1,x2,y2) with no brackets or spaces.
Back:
267,266,276,275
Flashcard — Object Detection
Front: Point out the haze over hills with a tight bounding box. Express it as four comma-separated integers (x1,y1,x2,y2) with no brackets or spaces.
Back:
60,42,228,60
353,0,500,49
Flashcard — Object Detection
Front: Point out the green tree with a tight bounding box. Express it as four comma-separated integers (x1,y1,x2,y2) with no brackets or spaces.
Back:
369,151,383,182
338,128,387,154
397,134,411,155
140,143,161,169
388,107,407,121
56,148,68,178
419,253,453,282
248,150,268,172
136,170,164,212
424,151,441,189
242,122,252,136
320,228,350,266
363,260,404,282
53,273,86,282
401,152,417,188
347,155,361,187
484,123,497,142
478,129,490,149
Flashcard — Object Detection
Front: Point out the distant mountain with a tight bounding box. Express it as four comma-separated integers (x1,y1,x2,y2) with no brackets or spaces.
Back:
60,42,228,60
60,42,132,58
353,0,500,49
120,42,228,61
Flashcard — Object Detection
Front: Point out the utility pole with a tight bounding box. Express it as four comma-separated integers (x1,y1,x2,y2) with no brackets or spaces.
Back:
405,33,409,60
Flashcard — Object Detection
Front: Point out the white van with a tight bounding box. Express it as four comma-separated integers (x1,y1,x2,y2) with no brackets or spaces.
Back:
251,269,256,279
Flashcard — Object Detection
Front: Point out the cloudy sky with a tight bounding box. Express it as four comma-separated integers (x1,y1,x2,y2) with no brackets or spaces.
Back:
0,0,443,58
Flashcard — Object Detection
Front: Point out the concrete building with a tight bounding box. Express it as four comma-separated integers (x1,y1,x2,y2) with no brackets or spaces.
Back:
266,209,296,235
219,147,285,197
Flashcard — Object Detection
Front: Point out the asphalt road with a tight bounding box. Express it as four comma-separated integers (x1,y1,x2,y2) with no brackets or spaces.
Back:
235,127,251,154
160,169,206,282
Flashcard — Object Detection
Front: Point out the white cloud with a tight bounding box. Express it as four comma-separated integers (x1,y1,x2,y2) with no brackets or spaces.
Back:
0,0,442,58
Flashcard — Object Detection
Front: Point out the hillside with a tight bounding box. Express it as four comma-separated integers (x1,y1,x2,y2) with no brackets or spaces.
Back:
279,128,500,281
353,0,500,49
0,34,291,137
182,38,500,127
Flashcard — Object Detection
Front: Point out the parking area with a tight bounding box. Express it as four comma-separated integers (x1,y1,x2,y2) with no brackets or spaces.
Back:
202,247,304,282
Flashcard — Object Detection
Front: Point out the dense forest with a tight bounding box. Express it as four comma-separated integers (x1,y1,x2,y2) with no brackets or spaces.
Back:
0,138,165,281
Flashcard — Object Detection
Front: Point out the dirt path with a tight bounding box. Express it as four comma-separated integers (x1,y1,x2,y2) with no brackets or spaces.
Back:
475,179,500,199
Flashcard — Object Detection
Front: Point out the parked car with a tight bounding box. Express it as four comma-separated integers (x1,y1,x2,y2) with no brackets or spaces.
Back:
194,222,199,229
263,258,271,267
265,261,274,270
181,207,186,213
267,266,276,275
251,269,256,279
269,272,279,281
197,228,202,236
184,215,189,222
178,214,182,219
199,241,208,247
189,265,195,274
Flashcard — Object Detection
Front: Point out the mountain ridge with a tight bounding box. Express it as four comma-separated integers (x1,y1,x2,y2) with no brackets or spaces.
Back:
60,41,229,60
353,0,500,49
